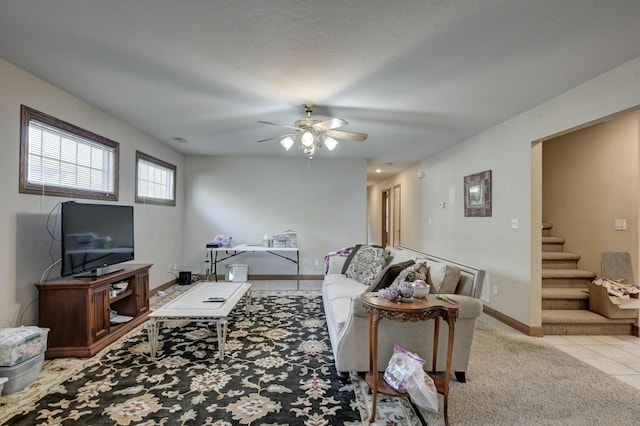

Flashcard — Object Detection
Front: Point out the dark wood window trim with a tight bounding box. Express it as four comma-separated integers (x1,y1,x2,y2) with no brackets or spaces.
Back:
135,150,177,207
19,105,120,201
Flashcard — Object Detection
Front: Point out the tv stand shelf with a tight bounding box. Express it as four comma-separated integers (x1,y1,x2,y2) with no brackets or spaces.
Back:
36,264,152,358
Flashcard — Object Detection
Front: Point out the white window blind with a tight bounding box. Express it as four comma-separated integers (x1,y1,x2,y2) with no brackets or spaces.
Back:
137,157,175,202
27,120,115,193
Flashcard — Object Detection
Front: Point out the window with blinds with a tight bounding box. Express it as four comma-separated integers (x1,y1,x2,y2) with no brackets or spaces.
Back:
19,105,119,201
135,151,176,206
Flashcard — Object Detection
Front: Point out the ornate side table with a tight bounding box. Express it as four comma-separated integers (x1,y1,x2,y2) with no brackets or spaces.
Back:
361,292,459,425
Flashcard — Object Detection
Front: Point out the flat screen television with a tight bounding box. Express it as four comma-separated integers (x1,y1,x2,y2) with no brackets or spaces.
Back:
61,202,135,277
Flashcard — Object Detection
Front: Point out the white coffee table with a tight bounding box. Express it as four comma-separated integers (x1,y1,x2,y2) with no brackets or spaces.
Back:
147,281,252,360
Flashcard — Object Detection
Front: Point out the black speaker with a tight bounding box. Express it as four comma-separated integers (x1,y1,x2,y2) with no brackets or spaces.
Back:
178,271,192,285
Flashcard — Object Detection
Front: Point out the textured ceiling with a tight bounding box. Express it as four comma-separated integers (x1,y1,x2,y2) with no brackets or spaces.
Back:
2,1,640,182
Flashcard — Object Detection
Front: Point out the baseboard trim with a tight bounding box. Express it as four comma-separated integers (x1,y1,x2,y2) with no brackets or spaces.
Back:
208,274,324,281
151,275,324,295
150,279,176,296
483,305,545,337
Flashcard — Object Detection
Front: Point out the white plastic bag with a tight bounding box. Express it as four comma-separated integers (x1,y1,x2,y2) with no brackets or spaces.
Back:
383,344,425,393
407,368,439,412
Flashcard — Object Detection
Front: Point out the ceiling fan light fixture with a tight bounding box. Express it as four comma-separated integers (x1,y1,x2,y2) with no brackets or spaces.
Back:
324,136,338,151
301,130,314,147
280,136,294,151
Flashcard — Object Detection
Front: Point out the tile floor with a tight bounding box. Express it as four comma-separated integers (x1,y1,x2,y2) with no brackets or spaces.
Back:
173,280,640,390
542,333,640,389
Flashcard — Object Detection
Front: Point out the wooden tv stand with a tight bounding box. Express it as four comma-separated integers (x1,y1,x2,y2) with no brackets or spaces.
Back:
36,264,152,358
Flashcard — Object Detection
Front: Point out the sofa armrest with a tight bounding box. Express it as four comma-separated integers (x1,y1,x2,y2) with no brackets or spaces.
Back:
327,256,348,274
351,293,369,317
449,294,483,319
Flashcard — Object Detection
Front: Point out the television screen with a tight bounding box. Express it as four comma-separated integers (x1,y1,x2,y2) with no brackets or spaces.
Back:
61,202,135,277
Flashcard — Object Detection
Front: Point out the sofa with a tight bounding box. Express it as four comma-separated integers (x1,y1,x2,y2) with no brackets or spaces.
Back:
322,245,485,382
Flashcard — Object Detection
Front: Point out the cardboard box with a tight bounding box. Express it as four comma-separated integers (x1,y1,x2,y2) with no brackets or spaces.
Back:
588,282,639,319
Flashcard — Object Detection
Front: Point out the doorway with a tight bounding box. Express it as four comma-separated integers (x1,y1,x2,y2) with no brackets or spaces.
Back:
381,189,390,247
381,185,401,247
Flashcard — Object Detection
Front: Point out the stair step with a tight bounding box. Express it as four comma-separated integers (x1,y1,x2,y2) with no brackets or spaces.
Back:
542,269,596,288
542,222,553,237
542,236,565,252
542,310,635,335
542,288,588,310
542,252,581,269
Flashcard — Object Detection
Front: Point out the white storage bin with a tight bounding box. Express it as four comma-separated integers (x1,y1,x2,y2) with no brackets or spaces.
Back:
0,376,8,397
225,264,248,282
0,352,45,394
0,326,49,366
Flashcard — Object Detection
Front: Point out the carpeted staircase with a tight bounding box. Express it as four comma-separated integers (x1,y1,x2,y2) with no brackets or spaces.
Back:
541,222,636,335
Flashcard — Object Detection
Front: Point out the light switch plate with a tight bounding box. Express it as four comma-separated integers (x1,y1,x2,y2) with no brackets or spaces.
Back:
615,219,627,231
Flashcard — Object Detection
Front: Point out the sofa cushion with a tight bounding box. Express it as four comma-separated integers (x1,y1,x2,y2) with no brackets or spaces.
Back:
344,245,389,286
367,259,415,292
428,263,461,293
390,262,428,288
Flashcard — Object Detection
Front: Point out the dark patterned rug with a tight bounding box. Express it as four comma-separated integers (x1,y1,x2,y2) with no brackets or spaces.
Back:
6,291,362,425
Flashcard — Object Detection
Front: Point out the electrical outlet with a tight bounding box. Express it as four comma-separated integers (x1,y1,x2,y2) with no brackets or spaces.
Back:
314,259,320,266
493,285,498,296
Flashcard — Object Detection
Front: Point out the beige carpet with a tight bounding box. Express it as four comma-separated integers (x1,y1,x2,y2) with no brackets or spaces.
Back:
352,315,640,425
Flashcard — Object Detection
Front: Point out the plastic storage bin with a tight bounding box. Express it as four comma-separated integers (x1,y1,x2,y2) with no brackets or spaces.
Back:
0,326,49,366
225,264,248,282
0,376,8,397
0,352,45,394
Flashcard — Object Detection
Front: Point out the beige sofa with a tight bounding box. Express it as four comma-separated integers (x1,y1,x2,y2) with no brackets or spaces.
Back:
322,246,485,382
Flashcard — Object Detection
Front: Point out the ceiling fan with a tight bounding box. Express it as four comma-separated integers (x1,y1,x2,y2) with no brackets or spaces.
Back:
257,104,368,158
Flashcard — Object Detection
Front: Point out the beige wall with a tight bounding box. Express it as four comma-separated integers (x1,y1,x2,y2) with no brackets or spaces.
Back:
0,57,185,327
183,156,367,276
367,163,424,249
367,56,640,327
543,113,640,280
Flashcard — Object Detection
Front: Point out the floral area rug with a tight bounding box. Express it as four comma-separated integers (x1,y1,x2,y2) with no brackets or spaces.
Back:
4,291,363,425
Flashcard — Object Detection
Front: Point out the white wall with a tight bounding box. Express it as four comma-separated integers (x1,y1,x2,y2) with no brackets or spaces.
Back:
369,56,640,327
182,155,367,277
0,58,185,327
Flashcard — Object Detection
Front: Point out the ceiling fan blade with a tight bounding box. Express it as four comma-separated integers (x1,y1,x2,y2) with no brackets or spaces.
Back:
257,134,294,143
312,117,348,131
326,129,368,142
257,120,300,131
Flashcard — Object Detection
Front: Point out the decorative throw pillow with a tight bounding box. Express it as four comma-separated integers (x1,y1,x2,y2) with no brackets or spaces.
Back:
428,264,461,294
344,245,389,286
390,262,428,288
366,260,415,292
341,244,362,274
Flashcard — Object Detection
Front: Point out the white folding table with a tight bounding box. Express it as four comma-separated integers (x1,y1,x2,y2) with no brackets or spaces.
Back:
147,281,252,360
207,243,300,288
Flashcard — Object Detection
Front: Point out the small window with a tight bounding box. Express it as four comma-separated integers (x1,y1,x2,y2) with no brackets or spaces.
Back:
135,151,176,206
19,105,119,201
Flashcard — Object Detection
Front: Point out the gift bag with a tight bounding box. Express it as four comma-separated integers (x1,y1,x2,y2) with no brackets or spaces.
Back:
383,344,425,393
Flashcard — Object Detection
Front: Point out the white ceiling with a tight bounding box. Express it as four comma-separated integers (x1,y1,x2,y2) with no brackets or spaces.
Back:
2,1,640,183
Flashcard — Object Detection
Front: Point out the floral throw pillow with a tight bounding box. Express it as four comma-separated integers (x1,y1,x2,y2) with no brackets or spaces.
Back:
344,245,389,286
390,262,429,288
